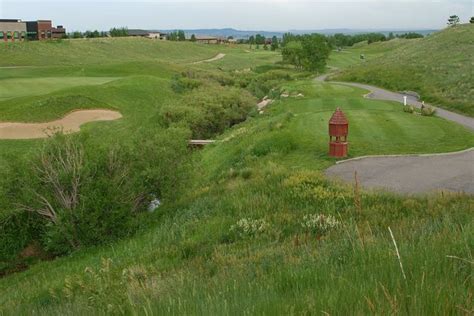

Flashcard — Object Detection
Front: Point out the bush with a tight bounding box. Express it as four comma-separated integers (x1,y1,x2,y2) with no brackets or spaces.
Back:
421,105,436,116
159,84,256,139
403,105,415,113
2,128,191,256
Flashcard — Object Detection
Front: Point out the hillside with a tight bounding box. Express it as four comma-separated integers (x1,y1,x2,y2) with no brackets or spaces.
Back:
334,24,474,116
0,36,473,314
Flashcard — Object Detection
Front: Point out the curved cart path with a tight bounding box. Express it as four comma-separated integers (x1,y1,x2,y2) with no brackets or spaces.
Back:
0,109,122,139
192,53,226,64
326,149,474,194
315,75,474,131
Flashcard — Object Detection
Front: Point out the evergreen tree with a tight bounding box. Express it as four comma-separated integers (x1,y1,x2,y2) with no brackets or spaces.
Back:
447,15,460,26
470,17,474,24
190,34,196,42
270,36,279,51
178,30,186,41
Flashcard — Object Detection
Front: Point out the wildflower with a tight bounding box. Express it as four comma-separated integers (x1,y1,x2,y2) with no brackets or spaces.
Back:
301,213,340,236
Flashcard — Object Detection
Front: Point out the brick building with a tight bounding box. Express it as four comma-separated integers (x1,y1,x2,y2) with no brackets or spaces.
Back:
0,19,27,42
0,19,65,41
27,20,66,40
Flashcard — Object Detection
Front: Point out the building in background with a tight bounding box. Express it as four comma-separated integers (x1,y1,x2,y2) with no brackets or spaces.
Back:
0,19,66,41
128,29,167,40
26,20,66,40
0,19,27,42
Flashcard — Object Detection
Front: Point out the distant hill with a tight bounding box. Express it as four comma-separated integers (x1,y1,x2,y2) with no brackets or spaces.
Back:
157,28,438,39
335,24,474,117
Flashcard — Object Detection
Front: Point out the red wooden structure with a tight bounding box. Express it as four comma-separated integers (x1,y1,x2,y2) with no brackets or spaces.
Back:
329,108,349,158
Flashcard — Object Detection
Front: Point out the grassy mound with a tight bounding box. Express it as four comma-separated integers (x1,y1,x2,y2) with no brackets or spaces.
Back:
334,24,474,116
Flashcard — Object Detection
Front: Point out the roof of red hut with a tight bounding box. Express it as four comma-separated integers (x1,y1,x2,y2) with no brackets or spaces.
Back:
329,108,348,125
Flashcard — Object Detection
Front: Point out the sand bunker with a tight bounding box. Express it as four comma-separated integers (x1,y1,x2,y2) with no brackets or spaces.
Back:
0,109,122,140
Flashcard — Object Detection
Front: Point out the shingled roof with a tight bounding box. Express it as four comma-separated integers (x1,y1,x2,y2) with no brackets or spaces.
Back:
329,108,348,125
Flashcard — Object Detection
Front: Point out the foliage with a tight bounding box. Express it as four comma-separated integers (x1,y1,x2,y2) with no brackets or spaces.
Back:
190,34,196,42
109,27,129,37
167,30,186,41
327,32,388,47
403,105,415,113
447,15,460,26
283,34,331,71
271,36,279,51
159,84,255,139
421,104,436,116
2,128,191,256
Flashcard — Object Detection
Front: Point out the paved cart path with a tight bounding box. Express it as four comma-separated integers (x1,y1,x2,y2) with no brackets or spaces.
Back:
315,75,474,131
316,74,474,194
325,149,474,194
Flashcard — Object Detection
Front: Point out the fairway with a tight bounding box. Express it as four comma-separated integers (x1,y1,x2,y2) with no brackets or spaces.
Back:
0,77,118,100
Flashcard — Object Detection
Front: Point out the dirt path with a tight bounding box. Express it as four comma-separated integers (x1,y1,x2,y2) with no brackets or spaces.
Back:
0,109,122,139
325,148,474,194
315,74,474,131
192,53,226,64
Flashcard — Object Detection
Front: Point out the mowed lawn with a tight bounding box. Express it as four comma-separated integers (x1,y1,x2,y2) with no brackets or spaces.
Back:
0,77,118,101
199,79,474,180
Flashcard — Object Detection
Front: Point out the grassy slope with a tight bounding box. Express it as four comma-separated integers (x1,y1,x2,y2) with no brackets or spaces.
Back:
0,38,473,314
333,24,474,116
0,78,473,314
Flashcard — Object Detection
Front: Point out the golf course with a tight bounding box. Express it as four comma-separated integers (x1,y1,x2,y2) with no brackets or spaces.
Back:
0,24,473,315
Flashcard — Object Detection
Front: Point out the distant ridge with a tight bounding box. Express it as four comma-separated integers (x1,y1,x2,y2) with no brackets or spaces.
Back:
156,27,438,39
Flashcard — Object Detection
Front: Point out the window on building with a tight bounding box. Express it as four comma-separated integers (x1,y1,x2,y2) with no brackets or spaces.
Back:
0,32,4,38
7,32,12,39
14,32,19,39
21,32,26,39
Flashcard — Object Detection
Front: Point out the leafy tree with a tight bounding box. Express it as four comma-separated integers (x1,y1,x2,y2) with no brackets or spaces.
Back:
263,44,268,50
282,32,297,47
248,35,255,48
255,34,265,45
300,34,331,71
397,32,424,39
470,17,474,24
178,30,186,41
71,31,83,39
109,27,128,37
270,36,279,51
282,41,304,68
190,34,196,42
167,31,178,41
447,15,460,26
388,32,395,40
282,34,331,71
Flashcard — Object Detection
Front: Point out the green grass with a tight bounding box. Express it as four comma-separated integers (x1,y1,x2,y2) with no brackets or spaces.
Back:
0,77,117,101
334,24,474,116
0,37,473,314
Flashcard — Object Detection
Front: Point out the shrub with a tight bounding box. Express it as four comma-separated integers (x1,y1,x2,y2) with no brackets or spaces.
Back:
403,105,415,113
421,105,436,116
171,76,202,93
159,84,256,139
3,127,191,256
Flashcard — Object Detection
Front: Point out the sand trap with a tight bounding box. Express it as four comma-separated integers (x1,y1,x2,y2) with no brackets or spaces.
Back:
0,109,122,140
192,53,226,64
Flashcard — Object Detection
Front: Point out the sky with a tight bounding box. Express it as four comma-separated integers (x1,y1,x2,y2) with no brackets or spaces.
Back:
0,0,472,31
